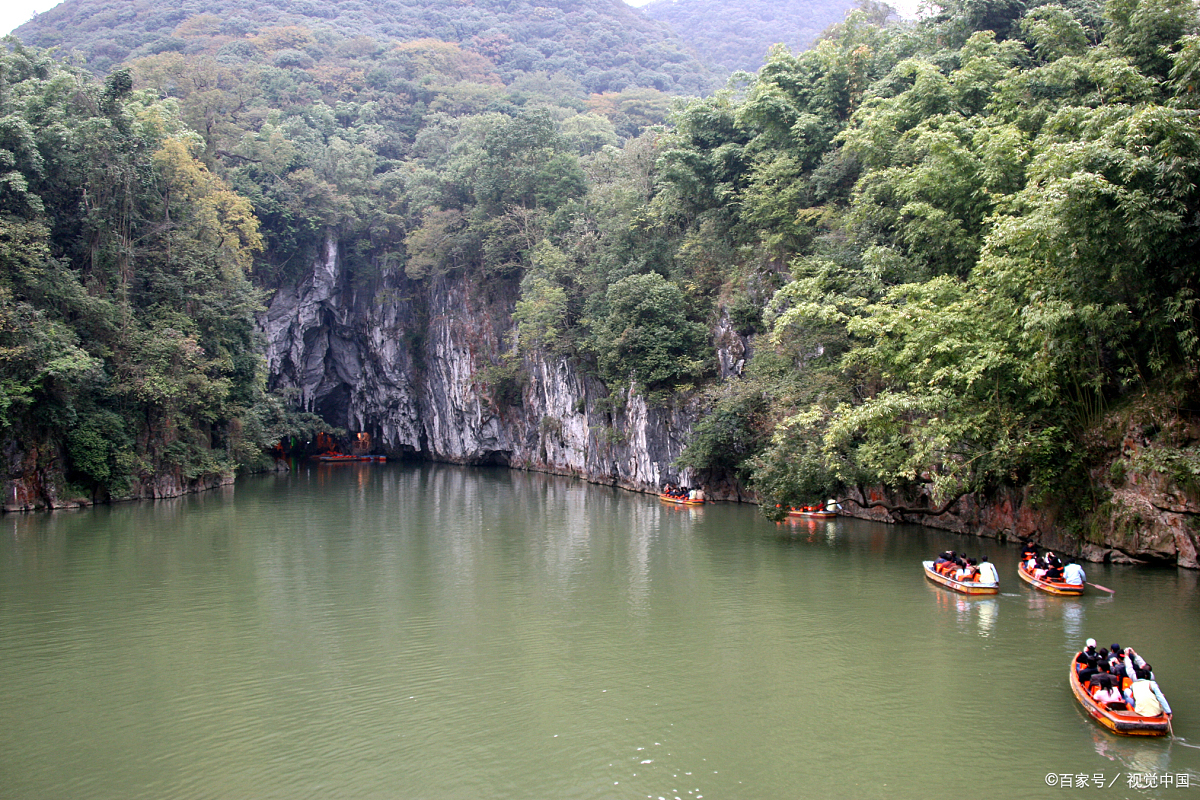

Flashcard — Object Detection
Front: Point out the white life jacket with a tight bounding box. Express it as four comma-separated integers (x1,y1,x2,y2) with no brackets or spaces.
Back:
1129,680,1162,717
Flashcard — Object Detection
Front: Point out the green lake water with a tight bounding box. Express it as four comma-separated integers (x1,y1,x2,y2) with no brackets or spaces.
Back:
1,463,1197,799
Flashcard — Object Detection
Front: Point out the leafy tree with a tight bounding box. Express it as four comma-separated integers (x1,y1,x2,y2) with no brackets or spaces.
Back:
590,272,710,391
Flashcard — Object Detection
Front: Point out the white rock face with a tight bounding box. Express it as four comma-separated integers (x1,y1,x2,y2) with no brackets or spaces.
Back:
260,233,716,494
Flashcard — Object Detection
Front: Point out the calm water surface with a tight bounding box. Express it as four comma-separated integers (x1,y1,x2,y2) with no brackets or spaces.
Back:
1,464,1198,799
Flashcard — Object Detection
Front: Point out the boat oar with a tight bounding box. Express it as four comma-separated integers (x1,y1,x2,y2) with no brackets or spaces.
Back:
1086,582,1115,594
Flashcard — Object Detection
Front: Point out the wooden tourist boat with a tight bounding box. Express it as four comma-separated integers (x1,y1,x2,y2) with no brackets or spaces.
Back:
1070,656,1171,736
922,560,999,595
1018,563,1085,596
316,453,387,463
658,493,704,506
787,506,837,518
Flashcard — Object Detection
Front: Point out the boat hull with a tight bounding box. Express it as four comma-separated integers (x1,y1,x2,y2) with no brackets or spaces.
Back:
1070,657,1170,736
1018,564,1084,595
659,494,704,506
922,561,999,595
788,510,836,518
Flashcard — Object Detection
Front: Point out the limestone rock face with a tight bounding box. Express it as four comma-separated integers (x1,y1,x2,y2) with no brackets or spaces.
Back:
260,233,704,493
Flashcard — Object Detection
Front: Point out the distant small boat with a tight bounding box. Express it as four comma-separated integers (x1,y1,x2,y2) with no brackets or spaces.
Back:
1070,656,1171,736
316,454,386,463
787,507,837,518
1018,563,1084,595
922,560,999,595
659,493,704,506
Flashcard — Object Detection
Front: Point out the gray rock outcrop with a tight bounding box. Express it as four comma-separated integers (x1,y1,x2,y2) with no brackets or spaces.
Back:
261,232,712,495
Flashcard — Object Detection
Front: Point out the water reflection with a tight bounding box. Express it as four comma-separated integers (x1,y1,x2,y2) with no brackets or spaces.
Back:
931,588,999,637
1,465,1198,800
1089,725,1173,776
1062,599,1085,641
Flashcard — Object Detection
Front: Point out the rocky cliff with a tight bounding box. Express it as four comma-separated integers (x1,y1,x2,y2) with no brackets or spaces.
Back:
260,232,742,497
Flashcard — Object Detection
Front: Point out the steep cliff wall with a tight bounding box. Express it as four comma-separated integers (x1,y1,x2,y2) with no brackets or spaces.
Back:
260,233,721,496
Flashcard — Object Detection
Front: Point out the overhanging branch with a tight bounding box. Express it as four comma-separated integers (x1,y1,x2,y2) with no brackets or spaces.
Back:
841,485,965,517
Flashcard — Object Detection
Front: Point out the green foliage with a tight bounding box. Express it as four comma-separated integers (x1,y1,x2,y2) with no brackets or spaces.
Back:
66,410,132,490
590,273,710,390
477,353,527,409
14,0,716,95
0,41,291,493
676,390,769,479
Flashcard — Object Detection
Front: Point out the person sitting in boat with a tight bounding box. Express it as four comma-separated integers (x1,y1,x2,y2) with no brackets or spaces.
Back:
1062,560,1086,586
1086,654,1119,690
1043,561,1065,582
1123,675,1172,718
1119,649,1152,681
1075,639,1099,670
954,561,970,581
1077,660,1103,687
1092,682,1126,709
976,556,999,585
1122,647,1148,670
940,554,966,577
1020,541,1039,562
1107,644,1125,671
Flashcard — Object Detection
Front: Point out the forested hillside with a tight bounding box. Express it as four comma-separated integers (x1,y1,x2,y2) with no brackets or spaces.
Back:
5,0,1200,562
14,0,714,94
0,46,324,501
639,0,864,73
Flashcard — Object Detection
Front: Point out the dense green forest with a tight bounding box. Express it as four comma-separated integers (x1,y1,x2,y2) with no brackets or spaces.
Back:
640,0,862,73
15,0,714,93
0,46,325,498
5,0,1200,542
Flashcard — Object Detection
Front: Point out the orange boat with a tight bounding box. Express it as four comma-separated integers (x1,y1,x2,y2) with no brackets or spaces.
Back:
1070,655,1171,736
1018,563,1084,595
788,507,836,518
659,493,704,506
316,453,387,463
922,560,999,595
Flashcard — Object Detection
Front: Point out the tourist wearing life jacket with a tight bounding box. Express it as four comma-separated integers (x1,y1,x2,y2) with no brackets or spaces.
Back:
1042,553,1064,581
1086,656,1118,692
976,556,999,585
955,558,976,581
1075,639,1099,672
1124,677,1171,717
1092,683,1124,708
